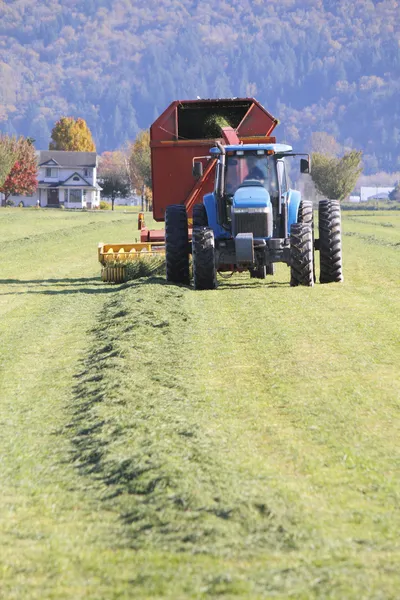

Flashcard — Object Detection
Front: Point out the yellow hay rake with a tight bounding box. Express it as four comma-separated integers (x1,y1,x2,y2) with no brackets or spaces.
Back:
98,242,165,283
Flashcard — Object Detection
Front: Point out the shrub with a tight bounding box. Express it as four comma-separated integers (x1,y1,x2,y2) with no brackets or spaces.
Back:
100,200,111,210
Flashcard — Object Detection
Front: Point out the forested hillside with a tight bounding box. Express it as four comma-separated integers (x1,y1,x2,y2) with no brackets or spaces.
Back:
0,0,399,172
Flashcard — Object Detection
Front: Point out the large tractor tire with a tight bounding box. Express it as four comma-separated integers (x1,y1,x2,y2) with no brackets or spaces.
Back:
318,200,343,284
192,227,217,290
298,199,315,282
165,205,190,284
290,222,314,287
297,199,313,225
193,203,208,228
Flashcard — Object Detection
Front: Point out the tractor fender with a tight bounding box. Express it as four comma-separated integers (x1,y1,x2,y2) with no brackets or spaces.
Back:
203,193,231,240
287,189,302,232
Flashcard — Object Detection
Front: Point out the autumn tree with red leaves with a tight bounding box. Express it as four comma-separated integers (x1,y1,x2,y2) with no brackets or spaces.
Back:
0,137,38,206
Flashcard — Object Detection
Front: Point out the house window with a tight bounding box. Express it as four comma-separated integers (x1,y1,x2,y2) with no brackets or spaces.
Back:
46,168,58,178
84,168,91,177
83,190,87,198
64,190,69,202
73,175,80,181
69,189,82,203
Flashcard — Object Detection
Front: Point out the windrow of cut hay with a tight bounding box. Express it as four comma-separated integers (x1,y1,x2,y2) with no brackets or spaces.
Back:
68,278,302,558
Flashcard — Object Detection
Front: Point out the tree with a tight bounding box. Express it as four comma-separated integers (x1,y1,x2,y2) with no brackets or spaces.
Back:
98,151,130,211
0,135,18,187
311,150,363,202
49,117,96,151
0,137,38,206
389,182,400,201
310,132,341,157
128,130,152,209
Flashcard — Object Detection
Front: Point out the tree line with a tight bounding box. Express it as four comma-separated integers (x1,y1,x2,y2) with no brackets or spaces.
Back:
0,117,151,208
1,115,367,207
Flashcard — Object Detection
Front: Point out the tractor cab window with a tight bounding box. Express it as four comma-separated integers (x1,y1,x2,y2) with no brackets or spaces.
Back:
225,152,279,198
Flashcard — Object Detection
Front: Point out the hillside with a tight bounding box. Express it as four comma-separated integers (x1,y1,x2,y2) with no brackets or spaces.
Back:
0,0,399,172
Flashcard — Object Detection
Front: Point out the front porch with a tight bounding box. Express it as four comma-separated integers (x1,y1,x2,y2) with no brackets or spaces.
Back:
38,186,100,208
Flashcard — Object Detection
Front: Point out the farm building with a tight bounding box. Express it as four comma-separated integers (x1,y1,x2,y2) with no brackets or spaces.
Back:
360,186,394,202
1,150,102,209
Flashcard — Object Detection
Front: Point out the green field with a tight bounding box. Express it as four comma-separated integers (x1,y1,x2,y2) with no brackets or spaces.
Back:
0,207,399,599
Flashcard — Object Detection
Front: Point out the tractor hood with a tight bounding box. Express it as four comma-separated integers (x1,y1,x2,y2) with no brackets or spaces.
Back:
233,183,270,210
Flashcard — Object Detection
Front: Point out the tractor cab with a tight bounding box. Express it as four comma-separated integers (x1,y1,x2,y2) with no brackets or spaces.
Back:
201,143,296,241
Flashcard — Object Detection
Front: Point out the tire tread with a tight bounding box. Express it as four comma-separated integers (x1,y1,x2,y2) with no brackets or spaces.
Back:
318,200,343,284
165,205,190,284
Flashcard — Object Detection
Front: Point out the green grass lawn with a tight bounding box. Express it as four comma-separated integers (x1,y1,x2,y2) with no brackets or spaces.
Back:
0,207,399,599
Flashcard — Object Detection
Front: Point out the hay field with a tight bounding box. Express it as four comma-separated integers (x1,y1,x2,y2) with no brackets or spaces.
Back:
0,208,399,599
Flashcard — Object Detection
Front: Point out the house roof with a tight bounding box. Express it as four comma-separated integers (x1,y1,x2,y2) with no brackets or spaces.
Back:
38,181,98,189
38,150,97,168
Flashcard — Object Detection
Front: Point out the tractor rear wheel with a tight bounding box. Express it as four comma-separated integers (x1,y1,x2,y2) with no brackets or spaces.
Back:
193,204,208,228
192,227,217,290
165,205,190,284
290,222,314,287
318,200,343,283
298,199,315,282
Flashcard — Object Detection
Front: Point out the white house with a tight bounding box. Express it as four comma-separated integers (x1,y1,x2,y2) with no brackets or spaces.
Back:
360,186,394,202
2,150,101,209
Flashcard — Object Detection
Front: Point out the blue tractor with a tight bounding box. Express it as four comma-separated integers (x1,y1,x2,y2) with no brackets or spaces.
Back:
165,142,343,289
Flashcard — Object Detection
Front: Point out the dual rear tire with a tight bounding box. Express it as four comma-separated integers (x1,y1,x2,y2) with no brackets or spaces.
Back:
165,205,190,284
165,205,216,289
290,199,343,286
318,200,343,283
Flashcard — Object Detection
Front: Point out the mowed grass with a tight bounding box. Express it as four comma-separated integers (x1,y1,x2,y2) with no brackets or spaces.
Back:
0,207,399,599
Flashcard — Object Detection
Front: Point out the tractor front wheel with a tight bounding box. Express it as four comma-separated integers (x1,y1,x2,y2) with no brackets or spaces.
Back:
290,222,314,287
165,205,190,284
318,200,343,283
193,204,208,228
192,227,217,290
